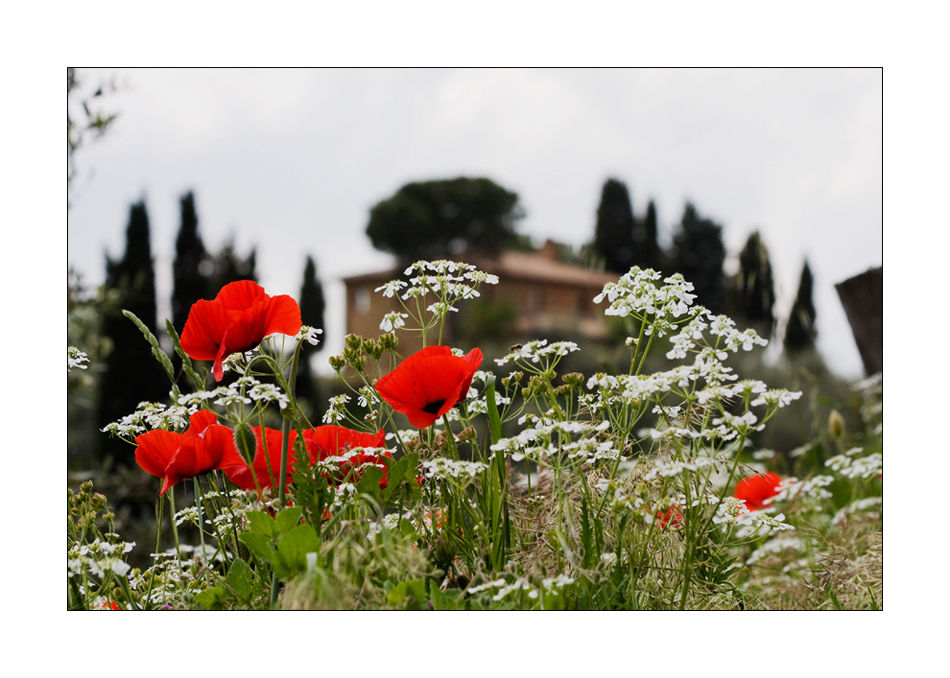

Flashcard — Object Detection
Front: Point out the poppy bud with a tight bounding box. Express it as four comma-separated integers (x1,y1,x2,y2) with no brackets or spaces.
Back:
234,423,257,463
829,409,845,437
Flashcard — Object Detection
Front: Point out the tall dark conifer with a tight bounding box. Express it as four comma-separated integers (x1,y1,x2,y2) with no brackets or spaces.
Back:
733,230,776,338
633,199,664,271
171,191,211,332
593,178,636,273
97,201,168,466
669,203,727,313
295,255,326,412
785,260,817,352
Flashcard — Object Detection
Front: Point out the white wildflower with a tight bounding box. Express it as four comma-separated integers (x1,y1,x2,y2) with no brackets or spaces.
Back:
380,312,408,332
68,346,90,371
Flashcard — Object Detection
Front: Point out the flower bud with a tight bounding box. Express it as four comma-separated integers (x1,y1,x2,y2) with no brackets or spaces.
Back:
829,409,845,437
329,355,346,372
561,372,585,388
234,422,257,462
344,334,363,350
362,338,383,360
378,332,398,352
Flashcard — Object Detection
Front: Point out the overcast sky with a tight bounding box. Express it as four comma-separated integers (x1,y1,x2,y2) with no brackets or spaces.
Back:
66,68,882,378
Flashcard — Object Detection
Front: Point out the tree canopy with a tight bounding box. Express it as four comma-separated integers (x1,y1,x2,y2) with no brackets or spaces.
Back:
669,203,727,313
732,230,776,338
171,191,211,332
592,178,637,274
785,260,817,352
98,200,167,465
366,177,525,264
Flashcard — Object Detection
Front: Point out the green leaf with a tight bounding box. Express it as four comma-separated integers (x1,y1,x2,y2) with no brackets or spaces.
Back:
275,506,304,535
238,532,276,565
245,510,277,539
195,587,227,611
381,453,419,503
225,558,255,604
123,310,179,397
357,466,384,502
274,524,320,579
165,318,203,390
388,579,429,610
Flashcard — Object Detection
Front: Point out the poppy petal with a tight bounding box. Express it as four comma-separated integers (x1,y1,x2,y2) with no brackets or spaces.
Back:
375,347,482,428
180,300,233,361
214,280,268,310
134,430,181,479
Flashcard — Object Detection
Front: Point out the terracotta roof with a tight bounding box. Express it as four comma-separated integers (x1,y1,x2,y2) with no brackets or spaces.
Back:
343,242,617,288
479,250,617,287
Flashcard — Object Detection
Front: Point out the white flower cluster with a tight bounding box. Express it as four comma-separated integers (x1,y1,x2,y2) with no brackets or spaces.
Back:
594,268,697,323
642,456,719,481
494,339,580,367
466,574,574,603
831,496,883,525
322,394,351,424
745,537,806,566
247,381,290,410
420,458,489,482
711,496,795,533
68,346,90,371
825,447,883,479
296,326,323,346
771,474,834,503
67,538,135,579
101,400,197,439
380,311,408,332
221,349,259,375
367,511,408,538
178,376,289,410
377,261,498,303
490,418,616,465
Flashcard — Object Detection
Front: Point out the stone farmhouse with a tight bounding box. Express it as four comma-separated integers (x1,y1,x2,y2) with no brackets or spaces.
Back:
342,241,618,354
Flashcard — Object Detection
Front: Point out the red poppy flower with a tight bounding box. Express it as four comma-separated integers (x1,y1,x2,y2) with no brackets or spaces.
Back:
180,280,302,382
656,506,683,529
733,471,783,511
134,411,242,496
301,425,391,487
220,426,298,494
374,346,483,428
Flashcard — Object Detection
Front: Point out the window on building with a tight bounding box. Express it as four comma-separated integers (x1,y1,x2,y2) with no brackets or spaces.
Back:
355,286,371,314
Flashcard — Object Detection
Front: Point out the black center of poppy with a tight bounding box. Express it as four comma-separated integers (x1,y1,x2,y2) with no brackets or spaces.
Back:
422,399,446,414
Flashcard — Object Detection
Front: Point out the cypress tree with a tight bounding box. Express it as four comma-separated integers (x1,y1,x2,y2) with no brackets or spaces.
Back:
97,200,168,466
785,260,817,352
669,203,727,313
593,178,637,274
733,230,776,338
171,191,211,332
633,199,664,272
295,255,326,412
